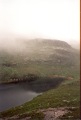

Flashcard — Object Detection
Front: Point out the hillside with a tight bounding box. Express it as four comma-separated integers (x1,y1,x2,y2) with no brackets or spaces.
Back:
0,39,79,64
0,39,79,83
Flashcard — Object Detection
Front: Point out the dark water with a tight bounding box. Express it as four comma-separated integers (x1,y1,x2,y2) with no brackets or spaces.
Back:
0,84,39,112
0,77,65,112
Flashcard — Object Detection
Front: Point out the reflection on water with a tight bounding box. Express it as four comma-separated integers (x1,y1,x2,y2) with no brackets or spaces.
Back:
0,77,65,112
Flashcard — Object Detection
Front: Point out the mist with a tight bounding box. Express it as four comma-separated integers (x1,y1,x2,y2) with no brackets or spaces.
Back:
0,0,79,51
0,34,80,54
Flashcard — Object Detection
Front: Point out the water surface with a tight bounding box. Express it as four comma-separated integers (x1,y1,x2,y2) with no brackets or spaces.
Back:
0,77,65,112
0,84,39,112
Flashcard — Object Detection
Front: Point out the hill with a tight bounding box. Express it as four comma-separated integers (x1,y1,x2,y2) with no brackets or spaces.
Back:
0,39,80,119
0,39,80,83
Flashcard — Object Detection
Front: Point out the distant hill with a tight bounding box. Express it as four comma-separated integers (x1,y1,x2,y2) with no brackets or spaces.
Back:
0,39,79,66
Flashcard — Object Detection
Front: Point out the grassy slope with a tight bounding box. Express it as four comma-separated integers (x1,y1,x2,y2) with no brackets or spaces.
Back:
0,62,79,83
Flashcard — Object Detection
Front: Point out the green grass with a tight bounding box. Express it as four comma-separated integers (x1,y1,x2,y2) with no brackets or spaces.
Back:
18,111,45,120
0,63,80,83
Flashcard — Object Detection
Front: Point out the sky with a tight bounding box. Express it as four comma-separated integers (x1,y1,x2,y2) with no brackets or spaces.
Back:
0,0,80,47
